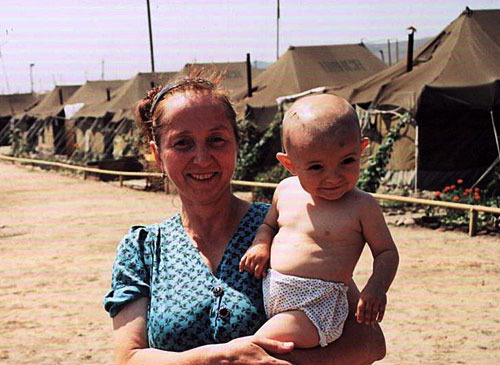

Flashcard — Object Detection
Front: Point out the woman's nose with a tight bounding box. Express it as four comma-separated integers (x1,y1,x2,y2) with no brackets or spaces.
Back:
193,145,211,165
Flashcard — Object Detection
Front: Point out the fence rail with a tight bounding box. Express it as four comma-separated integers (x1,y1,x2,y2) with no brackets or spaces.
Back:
2,154,499,237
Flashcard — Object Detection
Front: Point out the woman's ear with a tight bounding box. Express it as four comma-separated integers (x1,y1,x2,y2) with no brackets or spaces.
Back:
276,152,296,175
150,141,164,171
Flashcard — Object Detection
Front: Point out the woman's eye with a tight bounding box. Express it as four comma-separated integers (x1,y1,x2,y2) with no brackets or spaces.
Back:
307,164,323,171
209,136,226,146
173,139,192,149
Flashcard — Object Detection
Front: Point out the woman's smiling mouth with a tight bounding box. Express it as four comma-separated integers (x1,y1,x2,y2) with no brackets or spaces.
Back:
188,172,218,181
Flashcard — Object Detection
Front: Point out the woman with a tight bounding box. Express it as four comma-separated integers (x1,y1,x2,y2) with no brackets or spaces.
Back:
104,70,386,364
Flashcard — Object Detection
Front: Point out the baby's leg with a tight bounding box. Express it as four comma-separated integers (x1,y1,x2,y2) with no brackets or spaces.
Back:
255,310,320,348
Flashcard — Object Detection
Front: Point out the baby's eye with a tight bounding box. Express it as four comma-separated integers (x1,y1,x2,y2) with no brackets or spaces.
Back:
307,164,323,171
342,157,356,165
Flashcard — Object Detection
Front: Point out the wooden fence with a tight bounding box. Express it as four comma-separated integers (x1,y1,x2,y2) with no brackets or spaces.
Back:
1,154,499,237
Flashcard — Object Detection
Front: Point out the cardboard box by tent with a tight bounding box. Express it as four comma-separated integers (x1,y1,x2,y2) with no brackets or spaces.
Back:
71,72,176,160
331,8,500,191
233,43,387,131
0,92,39,146
178,62,265,95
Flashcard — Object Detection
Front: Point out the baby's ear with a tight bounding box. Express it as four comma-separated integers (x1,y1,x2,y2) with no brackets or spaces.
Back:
276,152,296,175
360,137,370,154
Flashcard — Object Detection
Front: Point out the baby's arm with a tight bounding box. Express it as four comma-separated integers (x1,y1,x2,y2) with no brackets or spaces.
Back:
239,190,279,279
357,194,399,325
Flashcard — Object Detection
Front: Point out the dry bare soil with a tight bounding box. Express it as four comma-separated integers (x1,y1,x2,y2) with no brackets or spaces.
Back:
0,161,499,364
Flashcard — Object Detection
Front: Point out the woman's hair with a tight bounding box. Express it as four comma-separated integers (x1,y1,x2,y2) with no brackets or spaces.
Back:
135,67,239,151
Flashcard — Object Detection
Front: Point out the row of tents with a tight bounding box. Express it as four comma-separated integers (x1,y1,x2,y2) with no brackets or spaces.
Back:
1,8,499,191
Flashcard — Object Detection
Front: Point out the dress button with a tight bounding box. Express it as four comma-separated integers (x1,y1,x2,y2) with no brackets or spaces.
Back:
212,285,224,297
218,306,230,318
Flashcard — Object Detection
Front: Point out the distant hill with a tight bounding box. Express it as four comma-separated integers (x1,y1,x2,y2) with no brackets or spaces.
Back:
365,37,433,65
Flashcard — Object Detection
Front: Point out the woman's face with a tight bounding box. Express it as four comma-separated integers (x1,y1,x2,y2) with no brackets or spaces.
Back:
156,91,238,205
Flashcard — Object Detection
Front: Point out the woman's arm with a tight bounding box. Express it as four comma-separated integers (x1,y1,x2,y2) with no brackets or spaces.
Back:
277,280,386,365
112,297,295,365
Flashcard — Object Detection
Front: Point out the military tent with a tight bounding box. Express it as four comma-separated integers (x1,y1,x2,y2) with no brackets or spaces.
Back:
178,62,264,95
331,8,500,190
12,85,80,154
62,80,126,157
71,72,176,160
234,43,387,130
0,92,38,146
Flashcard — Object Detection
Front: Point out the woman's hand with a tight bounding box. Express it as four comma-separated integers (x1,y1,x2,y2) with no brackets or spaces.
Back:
215,335,294,364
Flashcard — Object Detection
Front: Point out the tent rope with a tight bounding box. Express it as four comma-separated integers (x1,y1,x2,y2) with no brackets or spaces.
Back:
491,109,500,159
470,110,500,189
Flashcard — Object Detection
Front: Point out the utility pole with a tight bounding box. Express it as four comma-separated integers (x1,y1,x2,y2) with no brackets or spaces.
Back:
30,63,35,93
146,0,155,73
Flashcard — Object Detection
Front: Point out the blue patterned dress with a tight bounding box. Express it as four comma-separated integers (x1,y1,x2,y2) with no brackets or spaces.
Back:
104,202,269,351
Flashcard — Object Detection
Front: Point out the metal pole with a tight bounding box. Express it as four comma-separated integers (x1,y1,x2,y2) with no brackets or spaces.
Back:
276,0,280,60
30,63,35,93
146,0,155,73
395,39,399,62
407,27,416,72
387,39,392,66
246,53,253,97
101,59,105,80
379,50,385,64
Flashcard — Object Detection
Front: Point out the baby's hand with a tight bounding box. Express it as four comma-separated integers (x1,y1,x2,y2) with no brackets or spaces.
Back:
356,285,387,325
239,243,270,279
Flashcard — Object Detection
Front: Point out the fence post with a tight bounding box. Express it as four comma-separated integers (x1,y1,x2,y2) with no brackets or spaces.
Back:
469,208,478,237
83,171,87,180
119,175,124,187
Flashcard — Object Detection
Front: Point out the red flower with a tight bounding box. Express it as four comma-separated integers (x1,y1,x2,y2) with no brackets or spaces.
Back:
474,187,480,192
443,186,450,192
453,196,460,202
463,191,468,196
434,191,441,198
457,179,463,184
450,185,456,190
474,194,480,200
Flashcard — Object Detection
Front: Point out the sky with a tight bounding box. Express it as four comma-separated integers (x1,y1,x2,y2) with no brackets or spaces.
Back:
1,0,499,94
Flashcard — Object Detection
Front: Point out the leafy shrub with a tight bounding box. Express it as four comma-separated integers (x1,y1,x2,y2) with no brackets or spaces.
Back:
234,112,282,181
252,163,291,203
430,179,499,230
357,113,411,193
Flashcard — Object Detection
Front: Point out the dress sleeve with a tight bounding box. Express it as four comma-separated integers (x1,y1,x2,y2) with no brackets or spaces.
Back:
104,225,154,318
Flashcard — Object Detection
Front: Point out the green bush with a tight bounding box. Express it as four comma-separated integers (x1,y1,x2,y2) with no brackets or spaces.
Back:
252,163,291,203
429,179,499,230
357,113,411,193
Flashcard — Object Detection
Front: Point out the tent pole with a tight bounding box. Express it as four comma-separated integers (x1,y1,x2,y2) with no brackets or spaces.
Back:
414,123,419,193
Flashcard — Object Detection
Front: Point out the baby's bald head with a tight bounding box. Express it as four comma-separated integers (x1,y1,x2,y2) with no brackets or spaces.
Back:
282,94,360,155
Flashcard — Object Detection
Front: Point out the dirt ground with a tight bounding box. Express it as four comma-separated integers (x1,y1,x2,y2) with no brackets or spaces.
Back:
0,161,499,364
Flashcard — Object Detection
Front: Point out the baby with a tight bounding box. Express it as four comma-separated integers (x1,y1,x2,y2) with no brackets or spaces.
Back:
239,94,399,348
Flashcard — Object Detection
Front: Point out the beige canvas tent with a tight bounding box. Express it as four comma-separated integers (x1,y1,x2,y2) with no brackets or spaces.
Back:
234,43,387,130
178,62,264,96
0,92,39,146
12,85,80,154
71,72,176,160
330,8,500,190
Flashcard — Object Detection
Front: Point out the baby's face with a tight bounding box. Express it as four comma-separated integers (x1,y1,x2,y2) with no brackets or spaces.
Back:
287,132,364,201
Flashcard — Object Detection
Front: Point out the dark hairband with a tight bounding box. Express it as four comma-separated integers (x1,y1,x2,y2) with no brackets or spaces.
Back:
149,78,215,122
